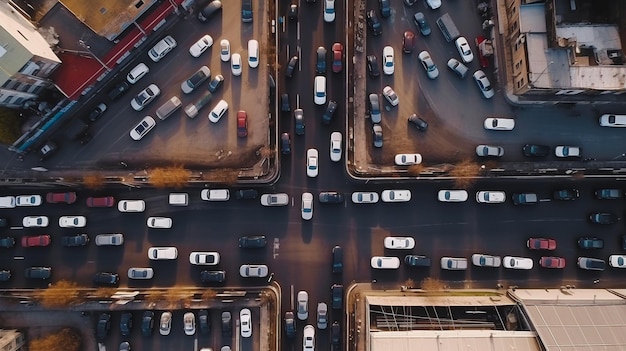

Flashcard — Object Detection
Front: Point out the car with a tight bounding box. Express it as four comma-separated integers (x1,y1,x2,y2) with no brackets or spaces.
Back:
236,110,249,137
22,216,48,227
332,246,343,273
220,39,230,61
447,58,469,78
589,212,619,225
294,108,305,135
475,191,506,203
314,76,326,105
207,74,224,93
332,43,343,72
554,145,581,158
0,237,15,248
371,256,401,269
303,325,315,351
408,114,428,131
288,3,298,20
147,217,172,229
189,252,220,265
372,124,383,148
473,70,494,98
285,311,296,338
366,10,382,36
239,235,267,248
384,237,415,249
503,256,534,270
351,192,379,204
400,31,415,54
404,255,431,267
120,312,133,336
440,257,468,270
128,267,153,280
331,284,343,309
21,235,51,247
316,46,327,74
471,254,501,267
426,0,441,9
366,55,380,78
527,237,556,250
595,188,621,199
129,116,156,141
148,247,178,260
38,141,58,160
317,302,328,329
221,311,232,336
93,272,119,286
159,311,172,336
95,233,124,246
181,66,210,94
476,145,504,157
189,34,213,57
148,35,177,62
285,56,298,77
484,117,515,130
127,63,150,85
281,133,291,154
281,93,291,112
552,189,579,201
382,46,394,75
183,312,196,336
378,0,390,17
413,12,431,36
522,144,550,157
577,257,606,271
455,37,474,63
438,190,469,202
118,200,145,212
235,189,258,200
238,309,252,337
130,84,160,111
331,321,341,348
319,191,344,204
86,196,115,207
297,291,309,320
46,192,77,204
609,255,626,268
323,0,335,22
201,189,230,202
96,313,111,340
200,270,226,283
323,101,337,124
368,94,382,123
382,86,399,106
87,103,107,123
599,114,626,127
231,53,242,76
306,149,319,177
198,0,222,22
381,189,411,202
260,193,289,206
61,234,89,247
239,264,268,277
394,154,422,166
301,192,314,220
329,132,342,161
247,39,259,68
418,51,439,79
578,237,603,249
24,266,51,279
511,193,538,205
16,195,42,207
107,80,130,101
540,257,566,269
142,311,155,336
209,99,228,123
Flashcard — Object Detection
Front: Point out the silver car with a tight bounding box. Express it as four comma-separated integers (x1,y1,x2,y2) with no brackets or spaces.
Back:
130,84,160,111
317,302,328,329
127,267,154,279
160,311,172,335
418,51,439,79
297,290,308,320
476,145,504,157
95,233,124,246
239,264,268,277
471,254,502,267
441,257,468,270
260,193,289,206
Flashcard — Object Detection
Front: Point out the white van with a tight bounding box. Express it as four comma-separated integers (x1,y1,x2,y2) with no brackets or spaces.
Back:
0,196,16,208
156,96,182,120
127,63,149,84
247,40,259,68
314,76,326,105
169,193,189,206
200,189,230,201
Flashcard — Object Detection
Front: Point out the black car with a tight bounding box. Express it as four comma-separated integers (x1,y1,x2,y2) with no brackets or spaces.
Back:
511,193,538,205
331,284,343,309
281,93,291,112
408,114,428,131
200,270,226,283
319,191,344,203
235,189,258,200
87,103,107,123
61,234,89,247
239,235,267,248
0,270,10,281
0,236,14,248
120,312,133,336
288,3,298,20
96,313,111,340
367,10,382,36
316,46,327,74
578,237,604,249
107,80,130,101
198,309,210,335
141,311,154,336
281,133,291,155
285,56,298,78
404,255,431,267
552,189,579,201
241,0,253,22
207,74,225,93
322,101,337,124
284,311,296,338
379,0,391,17
366,55,380,78
523,144,550,157
331,321,341,348
294,109,305,135
595,188,621,200
332,246,343,274
24,267,51,279
589,212,619,225
93,272,119,286
198,0,222,22
221,311,232,336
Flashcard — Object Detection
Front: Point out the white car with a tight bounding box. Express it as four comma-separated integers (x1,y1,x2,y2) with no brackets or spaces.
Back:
438,190,468,202
16,195,42,207
231,53,242,76
455,37,474,63
447,58,469,78
127,63,149,84
303,325,315,351
130,84,160,111
471,254,502,267
370,256,401,269
599,114,626,127
147,217,172,229
160,311,172,336
475,191,506,203
609,255,626,268
130,116,156,141
351,192,379,204
22,216,48,228
484,117,515,130
209,99,228,123
297,291,309,320
555,146,581,158
382,86,399,106
260,193,289,206
418,50,439,79
306,149,319,177
189,252,220,265
441,257,468,270
240,309,252,337
473,70,494,99
189,34,213,57
313,76,326,105
382,46,394,75
476,145,504,157
394,154,422,165
239,264,269,277
127,267,153,279
426,0,441,9
148,35,177,62
183,312,195,336
118,200,146,212
95,233,124,246
220,39,231,61
301,192,313,220
323,0,335,22
59,216,87,228
148,247,178,260
384,237,415,249
330,132,342,162
503,256,533,270
381,190,411,202
247,39,259,68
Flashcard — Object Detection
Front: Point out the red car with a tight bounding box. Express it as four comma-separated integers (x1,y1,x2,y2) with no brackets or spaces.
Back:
540,256,566,269
332,43,343,73
86,196,115,208
21,235,51,248
237,110,248,137
46,192,77,204
527,238,556,250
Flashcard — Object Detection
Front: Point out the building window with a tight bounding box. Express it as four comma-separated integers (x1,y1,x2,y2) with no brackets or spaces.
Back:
515,61,521,70
15,97,24,105
33,85,44,94
4,95,14,103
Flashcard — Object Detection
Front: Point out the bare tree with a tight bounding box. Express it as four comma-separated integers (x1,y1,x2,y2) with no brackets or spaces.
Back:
29,328,81,351
407,164,425,176
421,277,446,292
83,174,105,189
449,159,480,188
203,168,239,185
148,166,191,189
36,280,83,308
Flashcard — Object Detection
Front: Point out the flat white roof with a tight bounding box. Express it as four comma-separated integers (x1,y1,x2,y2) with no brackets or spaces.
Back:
370,330,541,351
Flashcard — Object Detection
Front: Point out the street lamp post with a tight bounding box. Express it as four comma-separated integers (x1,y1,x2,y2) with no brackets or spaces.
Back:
78,40,111,72
612,153,626,160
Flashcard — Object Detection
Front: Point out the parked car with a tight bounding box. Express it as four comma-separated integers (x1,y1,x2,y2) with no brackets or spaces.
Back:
366,10,382,36
413,12,431,35
130,84,160,111
595,188,621,200
476,145,504,157
237,110,248,137
96,313,111,340
332,245,343,273
577,257,605,271
503,256,533,270
394,154,422,166
239,264,268,277
484,117,515,130
260,193,289,206
332,42,343,72
142,311,155,336
247,39,259,68
441,257,468,270
207,74,224,93
404,255,431,267
527,238,556,250
189,252,220,265
371,256,401,269
471,254,501,267
21,235,51,248
239,235,266,248
209,99,229,123
447,58,468,78
402,31,415,53
589,212,619,224
609,255,626,268
577,237,603,249
319,191,344,204
381,190,411,202
297,290,309,320
128,267,153,280
93,272,119,286
372,124,383,148
22,216,48,227
222,311,232,336
189,34,213,57
148,247,178,260
382,46,394,75
235,189,258,200
181,66,210,94
475,191,506,203
86,196,115,207
552,189,579,201
472,70,494,98
301,192,313,220
351,192,379,204
200,270,226,283
220,39,230,61
61,234,89,247
306,149,319,178
184,312,196,336
329,131,342,161
16,195,42,207
303,325,315,351
107,81,130,101
46,192,77,204
285,311,296,338
240,309,252,337
120,312,133,336
59,215,86,228
512,193,538,205
95,233,124,246
408,114,428,131
523,144,551,157
148,35,177,62
231,53,242,76
418,51,439,79
130,116,156,140
384,237,415,249
24,266,51,279
368,94,382,123
540,257,566,269
367,55,380,78
455,37,474,63
382,86,399,106
438,190,468,202
599,114,626,127
159,311,172,336
331,284,343,309
555,146,581,158
198,0,222,22
317,302,328,329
